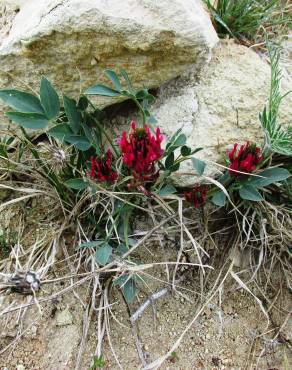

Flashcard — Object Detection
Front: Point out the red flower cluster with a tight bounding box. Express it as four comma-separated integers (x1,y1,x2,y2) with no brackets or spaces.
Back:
184,185,208,208
89,149,118,184
228,142,263,176
119,121,164,182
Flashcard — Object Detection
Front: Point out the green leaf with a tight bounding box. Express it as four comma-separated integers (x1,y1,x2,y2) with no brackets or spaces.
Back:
211,190,226,206
191,157,206,176
77,96,89,110
168,128,182,146
63,95,82,134
81,122,94,143
113,274,129,287
0,89,44,114
5,112,49,130
218,171,230,184
173,133,186,147
90,355,105,369
158,184,177,196
95,244,112,266
123,277,137,303
121,90,133,98
64,135,91,151
213,14,235,37
146,94,155,104
191,147,203,155
181,145,191,157
85,84,121,97
77,241,103,249
136,89,148,99
47,123,72,140
135,89,155,103
239,185,264,201
120,69,134,92
165,152,174,169
0,135,13,158
116,243,129,256
248,168,291,187
105,69,122,91
65,178,88,190
169,163,180,172
40,77,60,119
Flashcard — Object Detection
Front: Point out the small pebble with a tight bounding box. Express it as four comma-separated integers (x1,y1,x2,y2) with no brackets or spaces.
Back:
16,365,26,370
56,308,73,326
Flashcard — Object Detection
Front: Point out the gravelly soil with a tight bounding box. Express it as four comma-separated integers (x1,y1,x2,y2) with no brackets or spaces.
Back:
0,245,291,370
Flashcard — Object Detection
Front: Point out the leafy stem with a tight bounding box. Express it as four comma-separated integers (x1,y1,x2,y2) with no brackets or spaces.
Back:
132,96,147,126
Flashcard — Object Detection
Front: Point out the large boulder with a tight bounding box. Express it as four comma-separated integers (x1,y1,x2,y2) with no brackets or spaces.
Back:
0,0,217,110
109,40,292,185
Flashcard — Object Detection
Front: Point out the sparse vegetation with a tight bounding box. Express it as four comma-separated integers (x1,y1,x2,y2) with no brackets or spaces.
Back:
88,355,105,369
0,45,291,368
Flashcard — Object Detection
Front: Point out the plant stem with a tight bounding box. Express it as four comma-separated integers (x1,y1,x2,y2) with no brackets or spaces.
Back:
88,113,119,156
133,98,146,126
86,100,119,156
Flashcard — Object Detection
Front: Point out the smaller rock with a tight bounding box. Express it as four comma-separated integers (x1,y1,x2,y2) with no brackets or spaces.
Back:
56,308,73,327
16,365,26,370
27,324,38,338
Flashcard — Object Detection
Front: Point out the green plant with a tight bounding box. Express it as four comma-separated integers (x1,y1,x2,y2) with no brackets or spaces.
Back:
88,355,105,369
85,69,156,125
0,55,290,310
0,70,205,303
260,44,292,156
203,0,292,42
203,45,292,287
169,351,178,363
0,134,14,158
0,228,17,259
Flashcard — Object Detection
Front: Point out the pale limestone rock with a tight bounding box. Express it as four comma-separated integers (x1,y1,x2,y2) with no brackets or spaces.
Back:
56,307,73,326
149,40,292,185
0,0,24,41
0,0,218,113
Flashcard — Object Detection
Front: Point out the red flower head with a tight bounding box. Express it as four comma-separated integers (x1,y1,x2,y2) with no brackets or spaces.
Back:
118,121,164,182
228,142,263,176
184,185,208,208
89,149,118,184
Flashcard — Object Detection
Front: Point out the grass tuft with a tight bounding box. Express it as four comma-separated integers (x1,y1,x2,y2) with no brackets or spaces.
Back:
204,0,292,44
